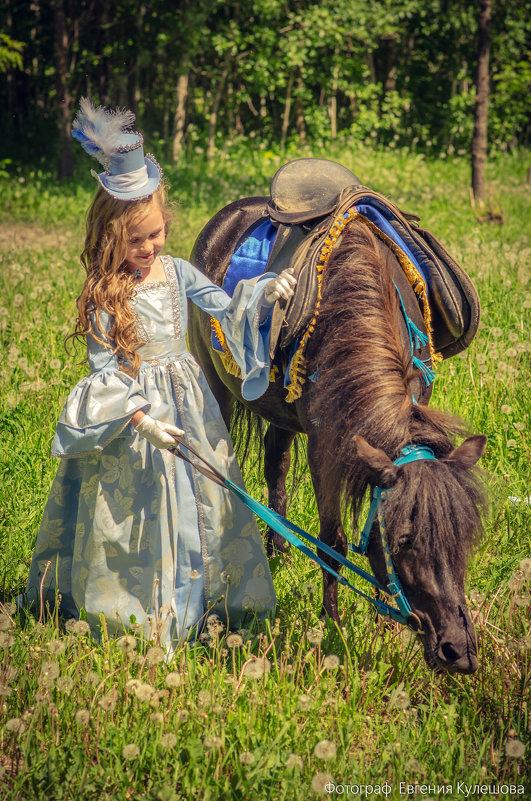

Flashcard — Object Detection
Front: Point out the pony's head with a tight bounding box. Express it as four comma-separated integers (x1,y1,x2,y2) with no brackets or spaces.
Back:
355,433,486,674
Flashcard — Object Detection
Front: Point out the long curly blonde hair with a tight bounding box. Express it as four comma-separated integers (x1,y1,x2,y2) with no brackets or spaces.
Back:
73,184,171,376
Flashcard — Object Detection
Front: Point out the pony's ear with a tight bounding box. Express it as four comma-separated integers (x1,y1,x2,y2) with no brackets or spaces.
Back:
354,436,398,487
443,435,487,468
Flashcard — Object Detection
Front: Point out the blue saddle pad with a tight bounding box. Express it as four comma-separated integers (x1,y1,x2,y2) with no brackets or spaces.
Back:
212,219,277,352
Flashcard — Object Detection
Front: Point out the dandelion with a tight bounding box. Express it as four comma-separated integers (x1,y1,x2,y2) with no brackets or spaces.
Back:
519,558,531,579
506,439,518,448
49,358,62,370
505,739,525,759
286,753,303,769
98,689,118,712
5,718,26,736
135,682,155,703
75,709,90,725
323,654,340,670
204,735,223,749
198,689,211,707
13,294,24,307
116,635,136,654
306,626,324,645
165,672,182,689
122,743,140,760
506,348,517,358
220,571,231,584
297,694,312,711
243,657,271,679
47,639,66,656
469,589,485,606
66,619,90,635
239,751,255,765
189,569,201,580
146,645,165,665
0,684,13,697
405,758,424,774
514,593,530,607
392,688,410,710
86,671,100,685
311,772,334,794
0,632,15,649
160,733,177,749
56,676,74,693
514,422,525,431
226,633,243,648
501,405,513,415
0,613,13,631
314,740,337,760
490,327,503,338
0,602,16,615
39,661,60,688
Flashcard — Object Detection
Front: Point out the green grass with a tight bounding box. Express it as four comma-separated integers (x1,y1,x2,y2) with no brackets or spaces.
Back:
0,144,529,800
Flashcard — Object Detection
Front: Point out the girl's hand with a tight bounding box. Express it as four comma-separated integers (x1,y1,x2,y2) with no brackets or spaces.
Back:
135,414,184,449
263,268,297,305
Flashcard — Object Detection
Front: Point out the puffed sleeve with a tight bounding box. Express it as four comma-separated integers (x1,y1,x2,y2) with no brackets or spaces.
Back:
51,311,150,457
175,257,275,401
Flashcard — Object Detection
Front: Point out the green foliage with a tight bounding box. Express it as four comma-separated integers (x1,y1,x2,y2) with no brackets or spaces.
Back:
0,146,530,799
0,0,529,165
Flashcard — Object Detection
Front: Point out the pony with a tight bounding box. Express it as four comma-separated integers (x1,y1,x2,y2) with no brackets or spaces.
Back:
188,195,486,674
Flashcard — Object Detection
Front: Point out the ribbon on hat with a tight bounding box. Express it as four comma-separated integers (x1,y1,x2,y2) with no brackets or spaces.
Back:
94,165,149,193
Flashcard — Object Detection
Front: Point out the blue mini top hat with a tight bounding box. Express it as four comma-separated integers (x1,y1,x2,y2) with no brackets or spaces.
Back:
72,98,162,201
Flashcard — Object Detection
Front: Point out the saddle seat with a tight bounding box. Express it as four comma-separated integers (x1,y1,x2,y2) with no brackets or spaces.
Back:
268,158,362,223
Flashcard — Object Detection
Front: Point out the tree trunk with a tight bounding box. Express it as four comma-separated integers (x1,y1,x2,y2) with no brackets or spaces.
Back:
280,71,294,152
172,69,189,162
207,51,231,161
53,0,73,179
471,0,491,205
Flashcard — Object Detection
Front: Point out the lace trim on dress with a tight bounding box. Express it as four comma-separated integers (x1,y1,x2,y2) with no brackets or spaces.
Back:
161,255,183,341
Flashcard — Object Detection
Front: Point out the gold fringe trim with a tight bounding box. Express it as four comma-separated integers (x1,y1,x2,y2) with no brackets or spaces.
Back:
285,207,357,402
210,318,242,378
357,215,442,368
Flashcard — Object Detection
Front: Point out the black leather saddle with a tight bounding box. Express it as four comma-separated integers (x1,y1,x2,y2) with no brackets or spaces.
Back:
265,158,480,362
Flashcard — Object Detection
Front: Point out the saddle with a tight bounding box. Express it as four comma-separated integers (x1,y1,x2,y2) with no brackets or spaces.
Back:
265,158,480,362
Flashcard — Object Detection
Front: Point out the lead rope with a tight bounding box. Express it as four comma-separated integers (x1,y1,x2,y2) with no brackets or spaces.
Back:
170,438,437,630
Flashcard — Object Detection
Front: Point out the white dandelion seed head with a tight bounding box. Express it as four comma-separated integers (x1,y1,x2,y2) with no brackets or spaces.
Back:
122,743,140,760
306,626,324,645
203,735,223,749
286,752,304,769
56,676,74,693
75,709,90,725
164,672,182,689
239,751,255,765
505,739,525,759
5,717,26,735
0,631,15,648
323,654,340,670
297,694,312,711
519,557,531,579
134,682,155,703
243,657,271,679
46,639,66,656
313,739,337,760
0,613,13,631
160,733,177,749
145,645,165,665
392,689,411,710
226,633,243,648
116,635,137,654
311,771,334,793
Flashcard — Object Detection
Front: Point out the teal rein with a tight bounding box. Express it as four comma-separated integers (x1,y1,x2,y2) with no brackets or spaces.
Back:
170,439,438,628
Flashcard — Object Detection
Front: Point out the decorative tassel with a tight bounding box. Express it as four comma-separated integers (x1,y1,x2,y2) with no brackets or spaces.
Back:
407,319,429,350
413,357,436,386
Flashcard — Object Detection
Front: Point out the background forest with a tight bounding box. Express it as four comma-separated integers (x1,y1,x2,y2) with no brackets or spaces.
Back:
1,0,529,174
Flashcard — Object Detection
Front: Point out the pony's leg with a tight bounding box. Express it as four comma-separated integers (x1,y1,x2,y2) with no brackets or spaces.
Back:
307,441,347,625
264,424,296,556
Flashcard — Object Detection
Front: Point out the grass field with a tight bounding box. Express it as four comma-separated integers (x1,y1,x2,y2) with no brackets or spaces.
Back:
0,144,529,800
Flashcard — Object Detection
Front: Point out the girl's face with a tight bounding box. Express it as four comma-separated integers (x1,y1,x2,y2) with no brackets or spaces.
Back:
125,201,167,273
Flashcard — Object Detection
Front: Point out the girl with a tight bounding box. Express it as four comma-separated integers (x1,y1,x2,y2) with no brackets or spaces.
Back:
25,99,296,649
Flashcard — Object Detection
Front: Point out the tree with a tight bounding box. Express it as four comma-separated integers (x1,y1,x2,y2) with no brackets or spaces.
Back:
471,0,491,205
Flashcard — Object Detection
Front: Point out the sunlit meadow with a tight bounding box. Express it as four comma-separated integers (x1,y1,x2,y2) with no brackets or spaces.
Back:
0,144,529,800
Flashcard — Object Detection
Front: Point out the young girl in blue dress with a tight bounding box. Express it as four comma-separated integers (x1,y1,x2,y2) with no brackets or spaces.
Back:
25,99,295,650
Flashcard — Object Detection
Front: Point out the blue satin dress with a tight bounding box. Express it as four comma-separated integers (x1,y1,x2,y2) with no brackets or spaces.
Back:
25,256,276,648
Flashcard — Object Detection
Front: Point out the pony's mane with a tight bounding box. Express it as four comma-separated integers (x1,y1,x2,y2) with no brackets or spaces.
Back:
307,220,484,555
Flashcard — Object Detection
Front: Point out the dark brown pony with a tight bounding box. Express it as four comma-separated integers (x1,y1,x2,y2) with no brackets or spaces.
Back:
189,197,486,674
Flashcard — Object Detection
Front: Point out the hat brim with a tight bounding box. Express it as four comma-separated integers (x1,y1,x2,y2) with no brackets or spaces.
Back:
94,155,162,201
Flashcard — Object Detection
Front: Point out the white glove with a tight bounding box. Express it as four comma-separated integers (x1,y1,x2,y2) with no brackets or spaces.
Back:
263,268,297,305
135,414,184,449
